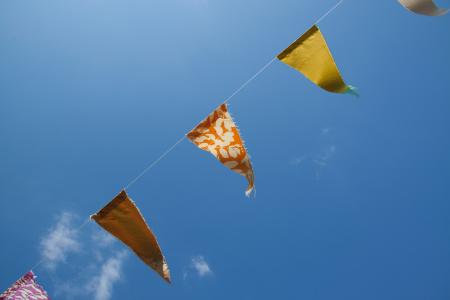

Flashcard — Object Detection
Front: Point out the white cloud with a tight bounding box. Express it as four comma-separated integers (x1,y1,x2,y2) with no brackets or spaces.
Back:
39,213,126,300
89,251,127,300
314,145,336,167
290,142,337,180
40,212,80,270
290,156,306,166
313,145,337,179
54,251,127,300
191,255,212,277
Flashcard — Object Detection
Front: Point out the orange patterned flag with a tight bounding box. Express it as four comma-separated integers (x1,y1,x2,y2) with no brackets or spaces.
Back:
91,190,171,283
187,103,255,196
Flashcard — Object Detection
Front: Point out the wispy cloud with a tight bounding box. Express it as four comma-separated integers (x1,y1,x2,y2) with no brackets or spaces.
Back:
40,212,80,270
52,228,126,300
314,145,336,167
290,156,306,166
182,255,213,281
191,255,212,277
290,127,338,179
40,214,126,300
313,145,337,179
54,250,127,300
89,251,127,300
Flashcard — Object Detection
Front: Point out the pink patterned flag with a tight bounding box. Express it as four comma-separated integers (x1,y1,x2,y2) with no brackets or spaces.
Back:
0,271,50,300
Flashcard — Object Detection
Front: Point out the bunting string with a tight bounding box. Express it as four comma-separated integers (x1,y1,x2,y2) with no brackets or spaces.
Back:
16,0,347,290
124,57,277,191
3,0,448,293
28,0,345,271
124,135,187,190
314,0,344,24
123,0,345,190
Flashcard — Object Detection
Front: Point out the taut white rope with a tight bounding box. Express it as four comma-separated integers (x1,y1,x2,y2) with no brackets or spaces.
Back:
124,135,187,190
24,0,345,278
315,0,344,25
123,56,278,191
123,0,345,190
121,0,344,190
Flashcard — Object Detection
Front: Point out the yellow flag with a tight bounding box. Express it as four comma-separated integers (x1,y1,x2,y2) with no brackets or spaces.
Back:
278,25,356,95
91,190,171,283
187,103,255,196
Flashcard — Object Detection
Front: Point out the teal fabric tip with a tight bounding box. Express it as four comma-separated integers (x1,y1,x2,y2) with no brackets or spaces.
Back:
345,85,359,97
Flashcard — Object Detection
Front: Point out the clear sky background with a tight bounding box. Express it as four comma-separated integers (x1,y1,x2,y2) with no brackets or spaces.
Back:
1,0,450,299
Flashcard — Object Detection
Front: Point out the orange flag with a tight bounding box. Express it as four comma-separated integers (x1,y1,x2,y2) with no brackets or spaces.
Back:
91,190,171,283
187,103,255,196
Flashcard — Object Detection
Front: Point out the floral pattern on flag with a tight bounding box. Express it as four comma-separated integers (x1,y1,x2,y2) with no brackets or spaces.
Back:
0,271,50,300
187,103,255,196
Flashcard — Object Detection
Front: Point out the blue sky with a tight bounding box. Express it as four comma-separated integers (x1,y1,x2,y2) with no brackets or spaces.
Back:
1,0,450,299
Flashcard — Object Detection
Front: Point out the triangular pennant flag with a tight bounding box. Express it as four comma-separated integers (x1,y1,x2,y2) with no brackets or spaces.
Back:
91,190,171,283
0,271,50,300
398,0,448,16
277,25,356,95
187,103,255,196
